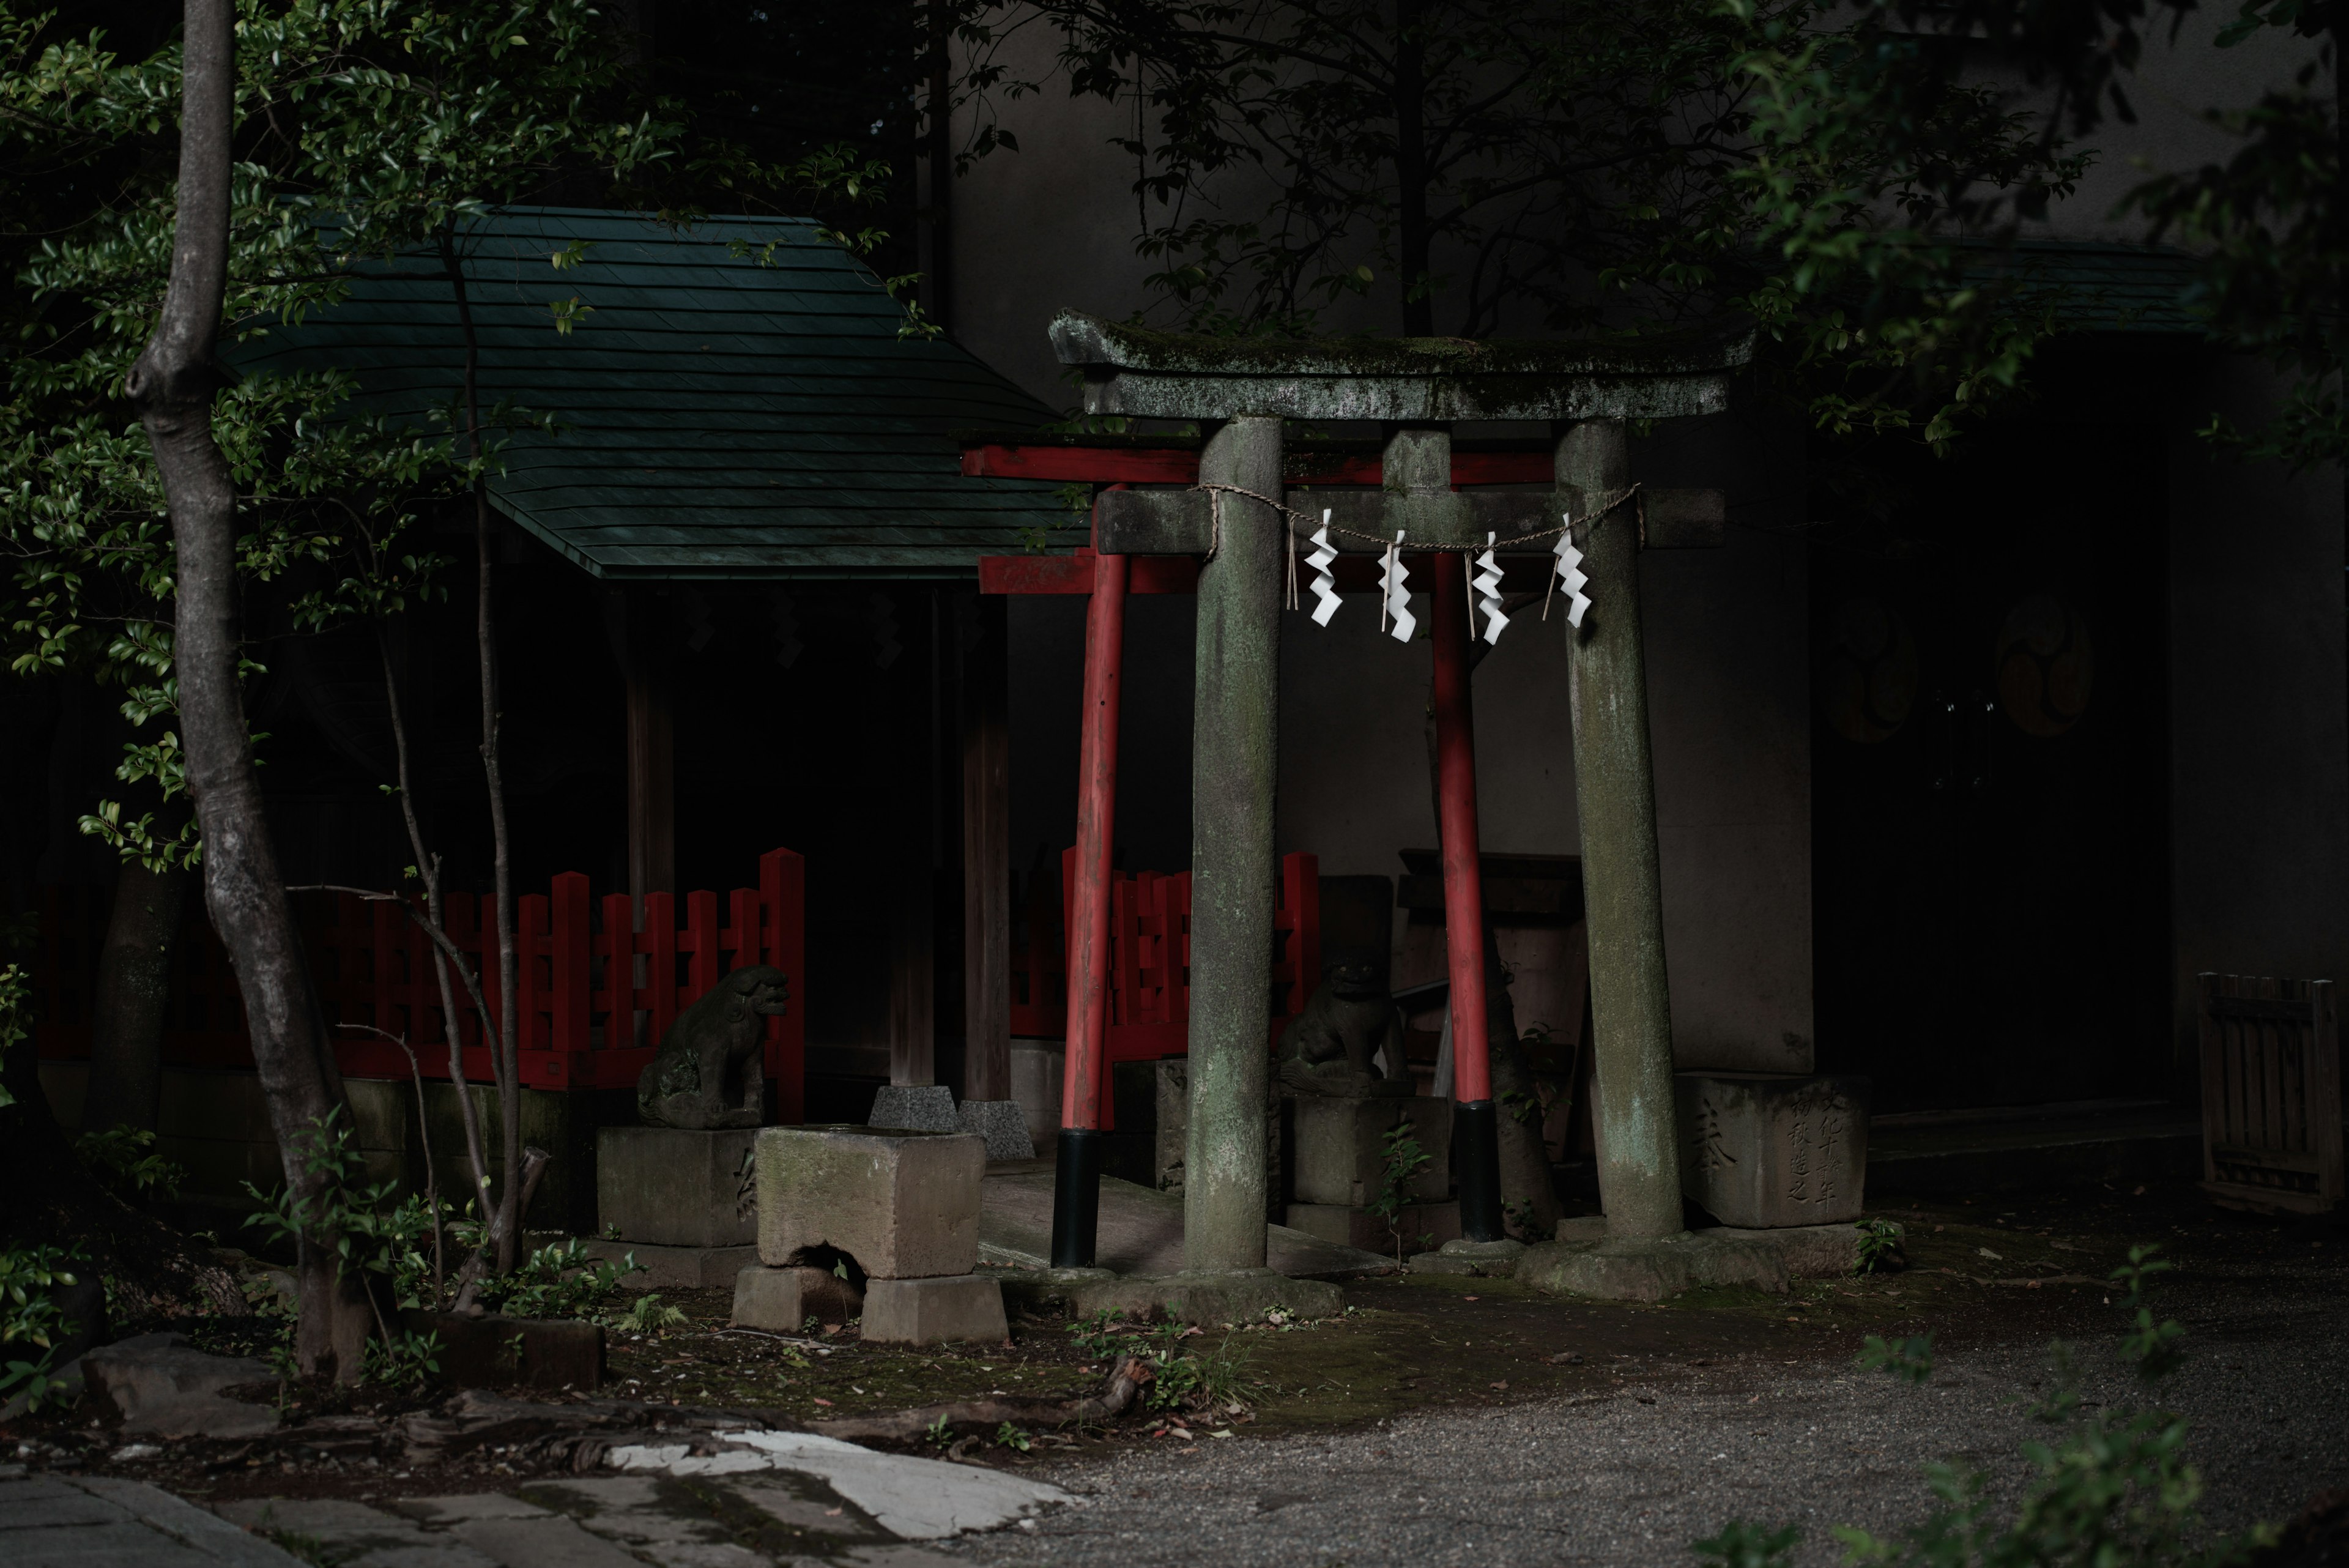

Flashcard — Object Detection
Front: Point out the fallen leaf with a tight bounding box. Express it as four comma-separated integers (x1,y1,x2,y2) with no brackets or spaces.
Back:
1545,1351,1585,1365
825,1508,843,1517
1463,1295,1480,1301
812,1397,834,1407
1489,1380,1509,1391
1209,1430,1233,1440
1976,1247,2003,1260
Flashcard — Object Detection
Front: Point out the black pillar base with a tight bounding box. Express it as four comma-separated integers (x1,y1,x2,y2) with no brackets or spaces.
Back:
1455,1099,1505,1242
1050,1128,1104,1268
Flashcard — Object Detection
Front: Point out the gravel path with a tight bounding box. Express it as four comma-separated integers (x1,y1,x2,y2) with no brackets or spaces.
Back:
947,1248,2349,1568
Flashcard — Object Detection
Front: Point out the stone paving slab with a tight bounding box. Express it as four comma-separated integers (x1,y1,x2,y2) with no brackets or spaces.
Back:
0,1473,300,1567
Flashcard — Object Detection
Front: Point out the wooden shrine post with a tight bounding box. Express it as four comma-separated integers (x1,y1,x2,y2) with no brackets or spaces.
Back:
1053,310,1748,1258
959,593,1014,1107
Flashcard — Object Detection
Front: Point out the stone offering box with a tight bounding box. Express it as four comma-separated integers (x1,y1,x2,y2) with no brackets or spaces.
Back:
1675,1072,1870,1228
754,1124,985,1279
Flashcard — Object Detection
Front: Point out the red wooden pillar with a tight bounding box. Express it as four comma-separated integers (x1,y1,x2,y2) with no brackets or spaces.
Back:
1054,526,1129,1267
1430,551,1506,1241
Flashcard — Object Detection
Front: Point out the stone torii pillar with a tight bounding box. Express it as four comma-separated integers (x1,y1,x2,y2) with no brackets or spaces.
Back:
1052,312,1748,1265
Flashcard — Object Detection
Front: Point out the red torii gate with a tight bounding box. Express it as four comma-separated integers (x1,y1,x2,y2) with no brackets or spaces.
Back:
968,433,1554,1263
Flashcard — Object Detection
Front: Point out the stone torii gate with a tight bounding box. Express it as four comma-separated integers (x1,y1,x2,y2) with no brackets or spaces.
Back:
1047,312,1752,1288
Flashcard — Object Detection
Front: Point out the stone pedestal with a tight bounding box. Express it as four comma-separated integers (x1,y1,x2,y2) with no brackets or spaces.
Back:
731,1264,863,1331
755,1124,985,1277
860,1274,1009,1345
1288,1094,1452,1208
1009,1039,1064,1154
957,1099,1036,1160
870,1083,959,1132
593,1126,758,1287
1677,1072,1870,1228
1285,1200,1460,1254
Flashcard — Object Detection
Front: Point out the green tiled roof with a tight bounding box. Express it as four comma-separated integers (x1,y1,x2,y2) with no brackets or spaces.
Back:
227,207,1068,579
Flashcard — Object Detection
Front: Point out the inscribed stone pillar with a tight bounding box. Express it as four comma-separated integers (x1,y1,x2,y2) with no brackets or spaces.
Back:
1558,419,1684,1239
1185,414,1285,1271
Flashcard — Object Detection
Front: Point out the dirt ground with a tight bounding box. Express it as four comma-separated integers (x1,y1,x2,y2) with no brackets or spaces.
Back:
6,1175,2342,1553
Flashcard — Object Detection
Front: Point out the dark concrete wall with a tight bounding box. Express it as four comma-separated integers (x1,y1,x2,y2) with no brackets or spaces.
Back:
2166,356,2349,1080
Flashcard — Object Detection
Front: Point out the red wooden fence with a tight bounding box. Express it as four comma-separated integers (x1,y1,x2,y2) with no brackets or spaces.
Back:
1008,850,1321,1125
35,850,807,1118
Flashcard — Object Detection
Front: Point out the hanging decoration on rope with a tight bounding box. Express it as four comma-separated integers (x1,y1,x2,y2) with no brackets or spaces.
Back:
1549,513,1591,629
1475,533,1508,646
1381,532,1416,642
1308,510,1341,628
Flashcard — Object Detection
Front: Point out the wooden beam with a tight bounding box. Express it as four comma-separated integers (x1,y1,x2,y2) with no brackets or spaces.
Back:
886,590,937,1088
958,592,1011,1104
625,677,675,901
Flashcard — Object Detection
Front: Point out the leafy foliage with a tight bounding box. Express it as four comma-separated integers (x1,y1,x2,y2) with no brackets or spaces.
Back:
610,1290,689,1336
1694,1246,2270,1568
73,1124,187,1202
1370,1117,1433,1263
0,1243,84,1413
0,962,23,1110
1066,1308,1258,1413
1854,1217,1907,1276
944,0,2085,439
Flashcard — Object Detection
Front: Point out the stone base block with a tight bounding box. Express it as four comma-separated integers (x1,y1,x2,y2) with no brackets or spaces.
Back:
1516,1222,1871,1303
1285,1200,1459,1254
403,1310,604,1391
756,1124,986,1278
1017,1268,1345,1328
957,1099,1037,1161
731,1265,864,1331
1009,1039,1064,1156
1405,1233,1529,1277
870,1083,959,1132
583,1238,757,1290
1677,1072,1870,1228
859,1274,1009,1345
1289,1094,1452,1208
596,1126,759,1249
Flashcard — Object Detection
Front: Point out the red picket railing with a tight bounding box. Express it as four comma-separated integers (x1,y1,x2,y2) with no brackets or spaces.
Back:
34,850,807,1117
1009,848,1321,1080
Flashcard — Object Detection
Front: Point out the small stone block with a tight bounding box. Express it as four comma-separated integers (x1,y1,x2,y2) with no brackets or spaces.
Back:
1284,1200,1459,1254
732,1265,863,1330
1677,1072,1871,1228
755,1124,986,1279
870,1084,960,1132
859,1274,1009,1345
956,1099,1036,1161
596,1126,760,1249
404,1311,605,1391
1289,1095,1451,1207
1438,1236,1526,1261
1406,1252,1483,1276
581,1239,758,1290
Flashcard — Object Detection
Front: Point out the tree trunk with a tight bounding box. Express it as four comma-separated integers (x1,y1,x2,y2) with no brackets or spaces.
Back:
125,0,369,1381
439,232,525,1271
83,851,189,1136
1392,0,1434,337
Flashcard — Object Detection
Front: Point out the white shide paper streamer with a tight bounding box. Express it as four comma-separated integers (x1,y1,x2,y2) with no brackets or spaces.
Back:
1382,532,1416,643
1475,532,1508,645
1553,513,1591,629
1308,510,1341,627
